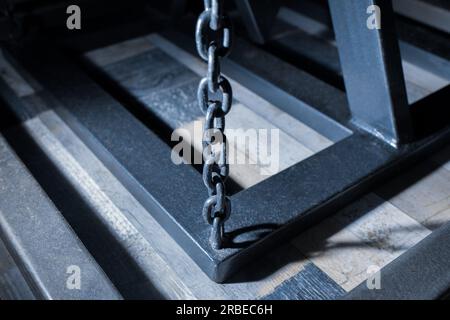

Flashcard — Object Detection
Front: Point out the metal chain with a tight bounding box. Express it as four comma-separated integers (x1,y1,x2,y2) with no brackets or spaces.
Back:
196,0,233,250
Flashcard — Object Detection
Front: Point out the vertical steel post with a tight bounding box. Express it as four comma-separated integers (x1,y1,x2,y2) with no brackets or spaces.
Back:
329,0,413,145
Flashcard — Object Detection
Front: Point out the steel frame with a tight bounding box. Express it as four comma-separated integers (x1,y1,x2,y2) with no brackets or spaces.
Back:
3,0,450,283
233,0,281,44
330,0,414,146
0,119,120,299
393,0,450,34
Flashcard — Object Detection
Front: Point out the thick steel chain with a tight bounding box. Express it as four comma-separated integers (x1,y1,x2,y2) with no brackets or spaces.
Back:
196,0,233,250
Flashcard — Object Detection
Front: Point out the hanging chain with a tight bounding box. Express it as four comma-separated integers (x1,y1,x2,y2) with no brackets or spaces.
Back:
196,0,233,250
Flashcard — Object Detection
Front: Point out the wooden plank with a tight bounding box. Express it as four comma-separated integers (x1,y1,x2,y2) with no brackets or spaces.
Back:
0,48,340,299
226,103,313,173
146,34,332,154
276,7,449,103
294,143,450,290
393,0,450,34
404,78,432,104
376,157,450,230
432,144,450,173
276,7,335,43
175,102,314,185
85,37,155,67
2,36,446,299
271,112,333,152
0,238,35,299
0,50,35,97
402,61,448,94
84,34,433,294
292,193,431,291
68,39,337,298
86,37,321,189
402,60,449,103
174,117,272,188
0,133,121,299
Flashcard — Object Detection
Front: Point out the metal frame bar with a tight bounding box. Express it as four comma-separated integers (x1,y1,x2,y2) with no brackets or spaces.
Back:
269,1,450,97
7,45,449,284
329,0,413,145
3,0,449,281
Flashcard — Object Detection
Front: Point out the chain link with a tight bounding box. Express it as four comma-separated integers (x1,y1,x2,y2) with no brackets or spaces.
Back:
196,0,233,250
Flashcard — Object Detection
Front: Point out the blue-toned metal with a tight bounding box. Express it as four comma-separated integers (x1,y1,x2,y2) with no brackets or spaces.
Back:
345,220,450,300
329,0,413,146
393,0,450,34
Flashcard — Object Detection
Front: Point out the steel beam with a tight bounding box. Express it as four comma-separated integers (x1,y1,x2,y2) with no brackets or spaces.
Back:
329,0,413,145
